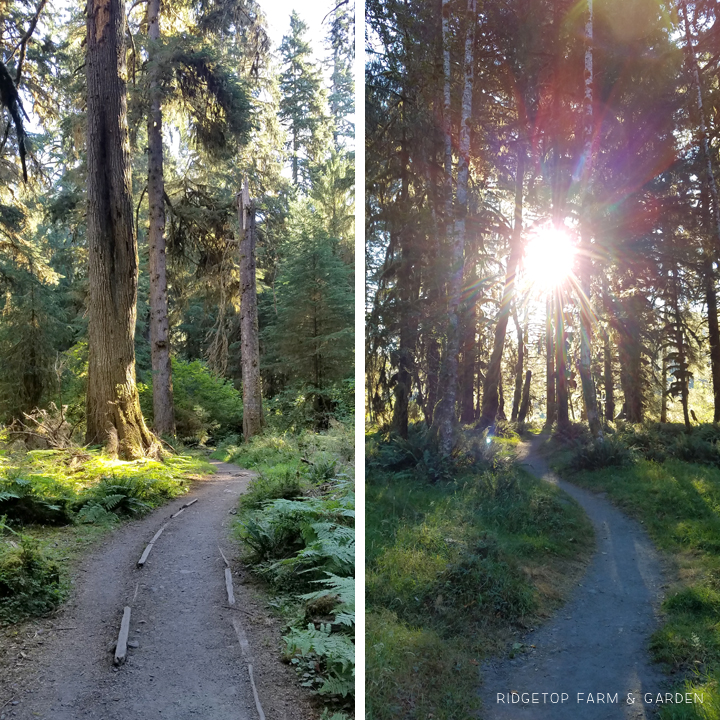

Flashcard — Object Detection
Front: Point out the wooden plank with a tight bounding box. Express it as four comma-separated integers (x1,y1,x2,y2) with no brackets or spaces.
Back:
137,524,167,567
170,498,197,519
225,567,235,606
114,606,131,666
247,664,266,720
218,545,230,568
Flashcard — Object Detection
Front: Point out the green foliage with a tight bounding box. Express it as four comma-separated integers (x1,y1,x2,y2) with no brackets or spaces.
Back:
366,433,593,720
569,437,635,471
140,358,243,443
0,447,210,528
229,426,354,709
279,11,333,188
0,529,64,623
366,423,504,484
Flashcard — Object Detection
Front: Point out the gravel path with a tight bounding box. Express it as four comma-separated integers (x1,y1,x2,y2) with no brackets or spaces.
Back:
480,437,669,719
5,461,273,720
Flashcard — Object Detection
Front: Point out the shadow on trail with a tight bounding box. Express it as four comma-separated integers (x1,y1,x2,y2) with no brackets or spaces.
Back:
480,436,668,719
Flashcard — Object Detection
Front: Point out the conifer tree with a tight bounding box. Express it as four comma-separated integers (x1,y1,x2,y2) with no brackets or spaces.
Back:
85,0,157,459
279,11,331,188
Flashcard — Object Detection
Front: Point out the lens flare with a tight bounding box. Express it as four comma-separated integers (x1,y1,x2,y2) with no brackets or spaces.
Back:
523,224,576,291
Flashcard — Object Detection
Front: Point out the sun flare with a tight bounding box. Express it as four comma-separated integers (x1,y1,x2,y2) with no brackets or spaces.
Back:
523,224,576,292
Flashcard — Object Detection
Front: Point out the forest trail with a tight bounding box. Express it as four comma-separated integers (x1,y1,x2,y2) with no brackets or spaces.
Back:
4,461,290,720
480,436,668,719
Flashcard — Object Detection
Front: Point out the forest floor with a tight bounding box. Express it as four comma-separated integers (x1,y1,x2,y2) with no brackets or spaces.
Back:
480,436,670,719
0,460,315,720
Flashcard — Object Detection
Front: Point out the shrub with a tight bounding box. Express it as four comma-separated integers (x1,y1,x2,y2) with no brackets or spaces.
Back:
140,358,243,443
0,473,73,525
240,467,303,509
0,531,63,622
570,437,634,471
671,435,720,467
266,381,353,433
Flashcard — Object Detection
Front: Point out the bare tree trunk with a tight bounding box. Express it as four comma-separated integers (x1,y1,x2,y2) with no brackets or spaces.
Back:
518,370,532,423
147,0,174,436
460,245,478,423
683,0,720,421
555,291,570,431
660,351,668,423
433,0,475,453
578,0,602,439
511,305,524,422
604,330,615,423
238,181,263,440
392,140,414,438
704,259,720,422
85,0,157,459
479,147,524,429
545,295,556,428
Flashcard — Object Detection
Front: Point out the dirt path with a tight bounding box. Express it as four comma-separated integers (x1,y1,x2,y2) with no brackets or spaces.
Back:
480,437,668,719
2,461,314,720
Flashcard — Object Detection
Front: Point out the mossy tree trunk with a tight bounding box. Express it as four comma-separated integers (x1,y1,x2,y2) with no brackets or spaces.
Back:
85,0,157,459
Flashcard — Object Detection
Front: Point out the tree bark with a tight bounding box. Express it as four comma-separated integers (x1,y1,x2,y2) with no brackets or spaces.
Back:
479,147,524,429
577,0,602,438
433,0,475,453
147,0,174,436
238,181,263,440
518,370,532,423
603,330,615,424
85,0,157,459
555,290,570,431
703,258,720,421
459,244,478,424
660,351,668,423
511,304,524,422
545,295,556,428
682,0,720,421
391,140,414,438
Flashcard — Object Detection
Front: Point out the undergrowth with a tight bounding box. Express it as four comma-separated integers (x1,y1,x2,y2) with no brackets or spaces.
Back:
214,422,355,717
0,442,212,624
547,426,720,720
366,424,593,720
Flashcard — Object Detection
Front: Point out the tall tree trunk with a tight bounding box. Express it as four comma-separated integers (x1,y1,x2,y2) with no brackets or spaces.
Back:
85,0,157,459
578,0,602,438
604,330,615,423
497,376,506,421
545,295,556,428
425,330,440,425
555,290,570,430
479,147,524,429
460,245,478,423
703,258,720,422
147,0,174,436
683,0,720,421
238,181,263,440
511,304,524,422
518,370,532,423
433,0,475,453
660,351,668,423
392,140,414,438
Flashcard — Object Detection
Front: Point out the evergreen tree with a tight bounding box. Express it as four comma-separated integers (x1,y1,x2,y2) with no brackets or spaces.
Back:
85,0,157,458
279,11,331,189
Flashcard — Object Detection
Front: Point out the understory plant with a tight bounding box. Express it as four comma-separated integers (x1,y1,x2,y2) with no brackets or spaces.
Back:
223,425,355,714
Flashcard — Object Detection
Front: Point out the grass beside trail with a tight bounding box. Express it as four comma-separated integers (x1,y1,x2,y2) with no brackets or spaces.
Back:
213,423,355,720
366,428,593,720
0,444,212,624
545,429,720,720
